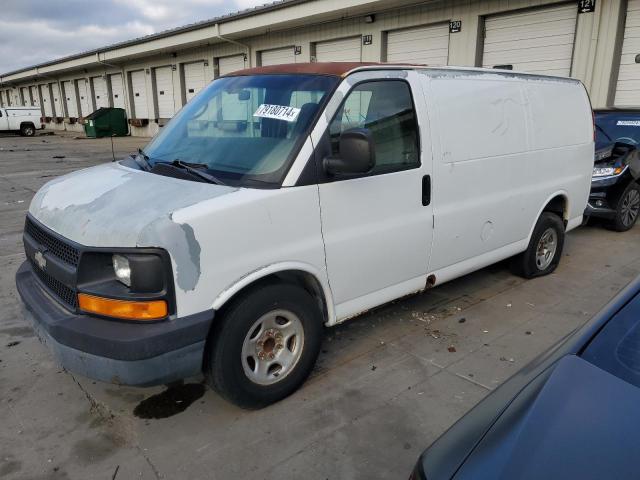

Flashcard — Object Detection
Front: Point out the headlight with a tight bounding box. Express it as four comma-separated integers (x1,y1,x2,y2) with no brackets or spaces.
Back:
593,166,624,178
112,254,131,287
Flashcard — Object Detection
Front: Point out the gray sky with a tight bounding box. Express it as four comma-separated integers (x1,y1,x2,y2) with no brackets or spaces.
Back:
0,0,268,75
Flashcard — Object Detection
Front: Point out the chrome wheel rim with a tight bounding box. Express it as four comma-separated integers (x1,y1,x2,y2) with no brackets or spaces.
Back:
621,189,640,227
241,309,305,386
535,228,557,270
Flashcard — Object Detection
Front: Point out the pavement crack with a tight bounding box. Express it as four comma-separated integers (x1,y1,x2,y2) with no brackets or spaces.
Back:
67,370,116,422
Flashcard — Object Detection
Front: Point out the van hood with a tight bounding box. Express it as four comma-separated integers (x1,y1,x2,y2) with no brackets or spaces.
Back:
29,161,238,248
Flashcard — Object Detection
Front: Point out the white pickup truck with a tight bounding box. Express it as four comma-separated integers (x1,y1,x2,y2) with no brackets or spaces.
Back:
15,63,594,408
0,106,42,136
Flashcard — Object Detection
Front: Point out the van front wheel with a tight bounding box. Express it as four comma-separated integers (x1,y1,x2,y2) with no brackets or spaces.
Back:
205,283,323,409
511,212,565,279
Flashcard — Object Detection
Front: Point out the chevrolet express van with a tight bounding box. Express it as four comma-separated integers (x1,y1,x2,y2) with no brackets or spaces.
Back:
16,63,594,408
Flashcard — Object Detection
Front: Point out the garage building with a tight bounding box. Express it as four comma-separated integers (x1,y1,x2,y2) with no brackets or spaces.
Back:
0,0,635,136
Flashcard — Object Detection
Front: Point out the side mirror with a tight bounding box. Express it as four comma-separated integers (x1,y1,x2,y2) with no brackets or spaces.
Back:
323,128,375,176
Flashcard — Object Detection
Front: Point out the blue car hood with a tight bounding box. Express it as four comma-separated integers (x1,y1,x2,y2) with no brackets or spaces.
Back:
455,355,640,480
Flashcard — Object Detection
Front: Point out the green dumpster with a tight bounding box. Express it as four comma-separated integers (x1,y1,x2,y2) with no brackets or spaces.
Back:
83,108,128,138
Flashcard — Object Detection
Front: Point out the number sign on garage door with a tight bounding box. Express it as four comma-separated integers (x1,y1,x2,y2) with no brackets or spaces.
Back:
184,61,206,102
92,76,109,109
387,23,450,65
218,55,246,76
615,0,640,106
315,37,362,62
482,4,578,76
261,47,296,66
62,80,79,117
110,74,126,109
130,70,148,119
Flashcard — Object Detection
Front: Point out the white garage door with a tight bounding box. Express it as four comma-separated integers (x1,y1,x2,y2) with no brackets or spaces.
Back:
261,47,296,66
315,37,362,62
219,55,246,76
615,0,640,106
20,87,29,106
154,66,176,118
41,85,52,116
184,61,206,102
92,76,109,109
62,80,78,117
387,23,450,65
130,70,149,119
78,80,91,116
110,74,126,109
51,83,63,116
30,86,40,108
482,4,578,76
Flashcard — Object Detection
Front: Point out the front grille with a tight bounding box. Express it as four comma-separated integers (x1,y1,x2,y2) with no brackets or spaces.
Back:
24,217,80,266
28,258,78,309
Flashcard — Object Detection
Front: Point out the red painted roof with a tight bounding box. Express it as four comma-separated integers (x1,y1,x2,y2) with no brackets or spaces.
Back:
224,62,415,77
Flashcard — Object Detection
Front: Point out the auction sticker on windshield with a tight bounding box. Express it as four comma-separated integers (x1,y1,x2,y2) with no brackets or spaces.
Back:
254,104,301,122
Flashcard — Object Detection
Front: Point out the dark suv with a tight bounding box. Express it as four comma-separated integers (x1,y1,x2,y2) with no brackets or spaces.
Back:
586,109,640,231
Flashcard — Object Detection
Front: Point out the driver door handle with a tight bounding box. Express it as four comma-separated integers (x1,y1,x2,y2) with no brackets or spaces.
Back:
422,175,431,206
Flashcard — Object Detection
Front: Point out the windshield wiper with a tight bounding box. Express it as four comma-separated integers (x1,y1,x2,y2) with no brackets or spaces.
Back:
135,148,152,171
156,160,227,186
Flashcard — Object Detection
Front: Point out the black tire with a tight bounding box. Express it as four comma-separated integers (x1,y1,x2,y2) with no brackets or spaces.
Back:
204,283,323,409
609,182,640,232
511,212,565,279
20,124,35,137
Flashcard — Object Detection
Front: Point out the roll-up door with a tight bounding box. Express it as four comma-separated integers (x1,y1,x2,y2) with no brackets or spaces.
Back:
110,74,126,109
20,87,29,106
387,23,450,65
78,80,91,116
154,66,175,118
315,37,362,62
482,4,578,76
92,76,109,109
41,85,52,116
261,47,296,66
130,70,148,119
51,83,63,116
184,61,206,102
30,86,40,108
62,80,78,117
218,55,246,76
12,89,20,106
615,0,640,106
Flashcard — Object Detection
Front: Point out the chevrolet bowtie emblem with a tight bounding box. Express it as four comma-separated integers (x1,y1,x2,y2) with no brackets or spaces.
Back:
34,251,47,270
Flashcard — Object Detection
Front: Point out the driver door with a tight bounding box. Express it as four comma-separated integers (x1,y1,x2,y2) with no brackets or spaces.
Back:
316,75,434,320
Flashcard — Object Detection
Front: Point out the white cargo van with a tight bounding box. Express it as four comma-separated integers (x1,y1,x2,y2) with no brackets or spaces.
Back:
0,106,42,136
16,63,594,408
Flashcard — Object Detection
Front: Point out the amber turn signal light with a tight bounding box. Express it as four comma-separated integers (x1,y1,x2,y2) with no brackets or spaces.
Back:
78,293,168,320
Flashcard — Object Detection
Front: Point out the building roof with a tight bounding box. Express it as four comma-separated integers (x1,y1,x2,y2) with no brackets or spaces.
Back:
1,0,306,78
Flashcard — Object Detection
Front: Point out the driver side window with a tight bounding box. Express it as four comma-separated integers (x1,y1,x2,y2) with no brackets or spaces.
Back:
329,80,420,175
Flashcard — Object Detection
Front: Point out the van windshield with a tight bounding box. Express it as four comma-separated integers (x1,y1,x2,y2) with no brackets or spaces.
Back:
143,74,338,187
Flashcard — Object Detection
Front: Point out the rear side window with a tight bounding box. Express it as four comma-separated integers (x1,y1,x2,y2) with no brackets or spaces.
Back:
329,80,420,175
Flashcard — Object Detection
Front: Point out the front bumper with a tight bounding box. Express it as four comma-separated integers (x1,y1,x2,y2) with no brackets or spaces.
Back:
15,261,213,386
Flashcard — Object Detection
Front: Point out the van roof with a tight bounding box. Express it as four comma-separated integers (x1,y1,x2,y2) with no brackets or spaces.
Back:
225,62,412,77
224,62,580,83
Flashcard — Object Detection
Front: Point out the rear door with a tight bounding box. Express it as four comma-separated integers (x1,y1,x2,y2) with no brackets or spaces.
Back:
92,76,109,109
315,37,362,62
154,66,176,118
63,81,78,117
316,71,433,320
78,80,91,116
184,61,207,102
261,47,296,66
110,74,126,109
0,109,8,130
130,70,148,119
218,55,246,76
386,23,450,65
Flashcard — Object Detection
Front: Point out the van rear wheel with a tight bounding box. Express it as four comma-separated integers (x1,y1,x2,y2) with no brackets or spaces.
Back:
205,283,323,409
511,212,565,279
